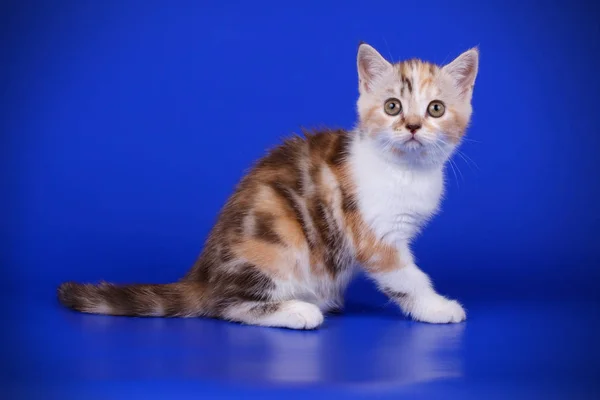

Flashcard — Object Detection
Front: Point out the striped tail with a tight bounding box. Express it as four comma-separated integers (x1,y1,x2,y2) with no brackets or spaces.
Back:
57,281,208,317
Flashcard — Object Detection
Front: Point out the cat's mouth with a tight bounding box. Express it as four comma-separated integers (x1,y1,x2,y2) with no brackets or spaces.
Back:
402,137,423,149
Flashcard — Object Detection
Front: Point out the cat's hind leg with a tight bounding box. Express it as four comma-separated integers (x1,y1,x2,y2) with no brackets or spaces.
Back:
222,299,324,330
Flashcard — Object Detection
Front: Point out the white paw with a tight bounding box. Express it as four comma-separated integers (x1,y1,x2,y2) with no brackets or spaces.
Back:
279,300,324,330
408,295,466,324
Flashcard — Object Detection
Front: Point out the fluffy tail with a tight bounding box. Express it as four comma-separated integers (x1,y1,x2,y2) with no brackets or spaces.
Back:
57,281,208,317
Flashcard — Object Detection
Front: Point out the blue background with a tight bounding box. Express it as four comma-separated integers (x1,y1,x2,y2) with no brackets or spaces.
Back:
2,0,600,398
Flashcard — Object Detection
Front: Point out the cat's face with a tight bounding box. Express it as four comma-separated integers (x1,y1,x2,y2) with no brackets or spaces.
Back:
356,44,478,167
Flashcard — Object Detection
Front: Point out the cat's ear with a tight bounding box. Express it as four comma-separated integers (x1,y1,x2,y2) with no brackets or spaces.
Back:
357,42,393,94
443,48,479,97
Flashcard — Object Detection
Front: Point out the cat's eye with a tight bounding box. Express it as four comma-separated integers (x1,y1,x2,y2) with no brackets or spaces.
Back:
384,98,402,116
427,101,445,118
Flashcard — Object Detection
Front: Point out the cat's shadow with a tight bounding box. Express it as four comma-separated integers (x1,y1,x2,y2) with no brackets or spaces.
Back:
332,300,403,319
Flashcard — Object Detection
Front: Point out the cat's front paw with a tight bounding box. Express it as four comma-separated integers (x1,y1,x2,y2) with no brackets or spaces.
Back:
279,300,324,329
407,294,466,324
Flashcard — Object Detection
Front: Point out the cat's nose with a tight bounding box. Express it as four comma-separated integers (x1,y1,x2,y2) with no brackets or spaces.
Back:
406,123,422,134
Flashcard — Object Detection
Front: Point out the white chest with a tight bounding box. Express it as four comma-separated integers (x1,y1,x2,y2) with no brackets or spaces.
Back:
349,139,445,245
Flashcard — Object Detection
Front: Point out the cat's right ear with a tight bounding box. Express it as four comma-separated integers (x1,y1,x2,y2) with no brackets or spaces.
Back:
357,43,392,94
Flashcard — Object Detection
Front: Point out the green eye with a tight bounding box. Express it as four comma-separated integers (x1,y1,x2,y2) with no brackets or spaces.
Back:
384,98,402,116
427,100,445,118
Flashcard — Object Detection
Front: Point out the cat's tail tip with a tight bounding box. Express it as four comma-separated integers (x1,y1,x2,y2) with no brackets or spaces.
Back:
57,281,84,310
57,281,112,314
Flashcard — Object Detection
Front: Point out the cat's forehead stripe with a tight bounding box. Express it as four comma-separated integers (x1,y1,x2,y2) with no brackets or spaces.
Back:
396,59,438,97
397,59,438,76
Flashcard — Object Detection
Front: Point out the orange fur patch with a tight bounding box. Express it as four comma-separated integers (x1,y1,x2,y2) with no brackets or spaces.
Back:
232,238,289,277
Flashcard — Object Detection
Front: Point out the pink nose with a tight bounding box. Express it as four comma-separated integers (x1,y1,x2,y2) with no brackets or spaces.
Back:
406,124,421,134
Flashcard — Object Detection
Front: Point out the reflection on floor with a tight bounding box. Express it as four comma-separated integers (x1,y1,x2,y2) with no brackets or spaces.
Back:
4,291,600,399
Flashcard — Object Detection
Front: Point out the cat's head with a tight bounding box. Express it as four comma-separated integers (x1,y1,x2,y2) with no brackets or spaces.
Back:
356,43,478,167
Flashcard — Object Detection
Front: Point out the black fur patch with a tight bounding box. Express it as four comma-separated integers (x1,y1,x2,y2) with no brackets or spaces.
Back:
254,212,283,244
402,76,413,95
249,302,280,315
270,181,316,249
214,263,275,303
383,288,408,301
327,130,352,167
311,198,351,277
340,187,358,213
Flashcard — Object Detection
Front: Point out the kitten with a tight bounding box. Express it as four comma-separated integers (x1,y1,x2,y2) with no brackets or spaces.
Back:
58,43,478,329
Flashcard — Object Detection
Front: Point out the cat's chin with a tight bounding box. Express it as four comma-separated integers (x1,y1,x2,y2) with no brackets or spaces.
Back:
386,145,450,168
400,138,424,151
389,140,427,157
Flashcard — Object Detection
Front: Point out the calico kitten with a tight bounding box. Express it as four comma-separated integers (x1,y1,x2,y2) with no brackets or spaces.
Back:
58,43,478,329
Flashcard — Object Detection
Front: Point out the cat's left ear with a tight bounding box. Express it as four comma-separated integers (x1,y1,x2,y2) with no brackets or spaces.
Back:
443,48,479,98
357,42,393,94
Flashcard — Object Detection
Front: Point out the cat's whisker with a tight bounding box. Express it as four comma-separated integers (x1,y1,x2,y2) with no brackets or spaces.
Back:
454,157,466,181
456,150,480,171
461,137,482,144
447,160,460,188
430,141,459,187
382,36,395,63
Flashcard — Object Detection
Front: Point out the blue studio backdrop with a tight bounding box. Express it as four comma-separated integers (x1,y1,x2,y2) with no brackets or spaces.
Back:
2,0,600,399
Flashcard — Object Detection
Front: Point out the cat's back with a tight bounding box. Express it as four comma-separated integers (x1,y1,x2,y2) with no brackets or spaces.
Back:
228,128,354,205
188,129,356,282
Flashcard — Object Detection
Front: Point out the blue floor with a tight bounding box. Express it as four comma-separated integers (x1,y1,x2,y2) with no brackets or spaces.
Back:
4,279,600,400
